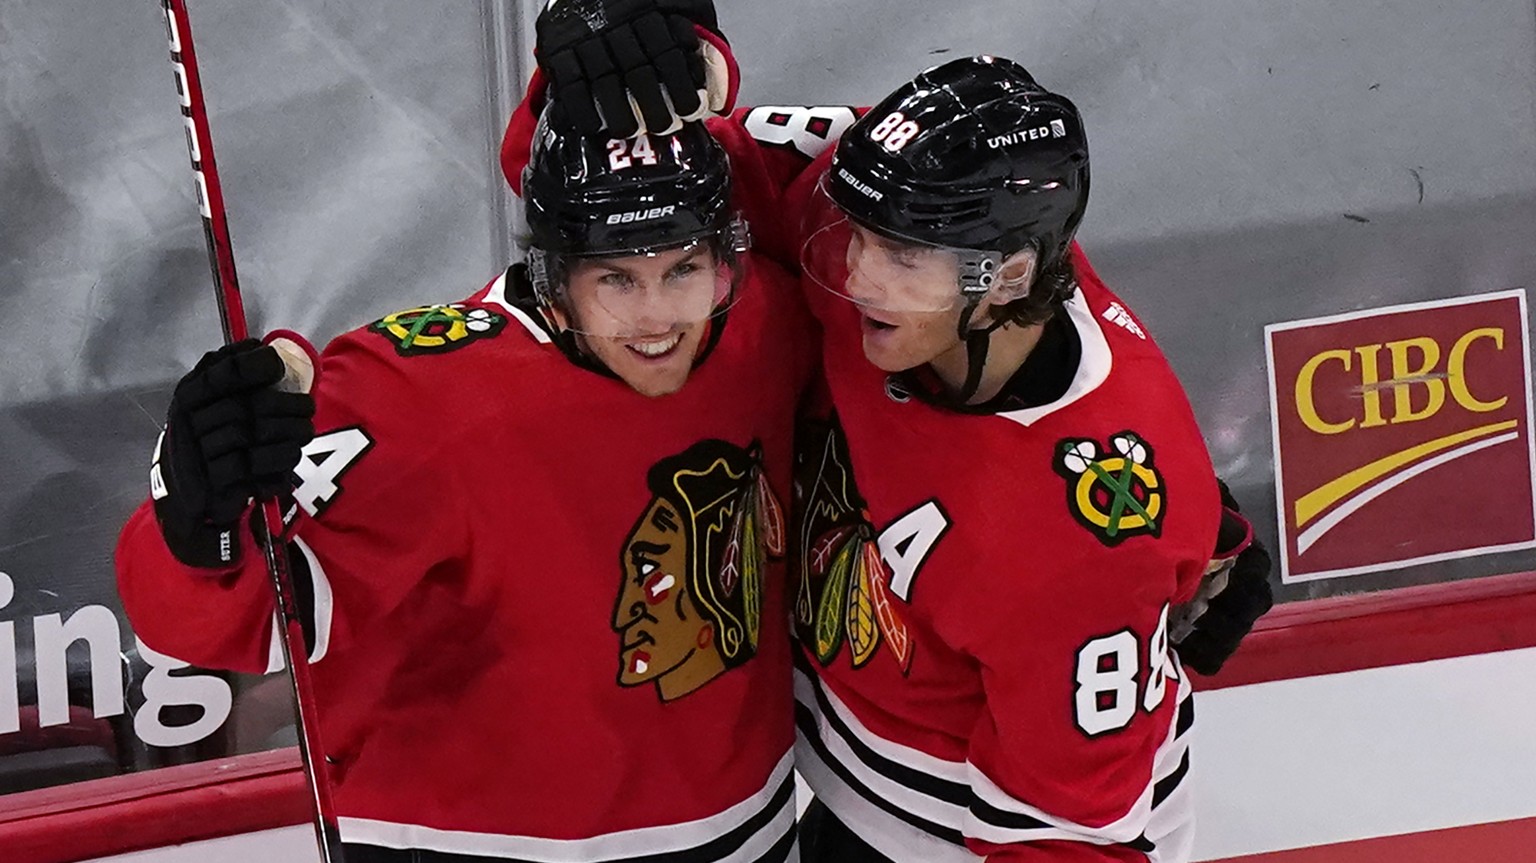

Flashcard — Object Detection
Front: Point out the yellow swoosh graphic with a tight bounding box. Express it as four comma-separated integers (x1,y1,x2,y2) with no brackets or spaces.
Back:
1295,420,1519,527
1296,431,1519,555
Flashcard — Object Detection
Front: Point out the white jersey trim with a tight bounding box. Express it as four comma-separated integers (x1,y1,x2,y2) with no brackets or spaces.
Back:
965,671,1195,856
262,535,335,672
796,661,1195,862
794,670,970,833
796,737,981,863
796,669,969,783
482,270,553,344
1146,665,1197,862
338,749,796,862
794,667,974,858
996,289,1112,428
294,536,334,664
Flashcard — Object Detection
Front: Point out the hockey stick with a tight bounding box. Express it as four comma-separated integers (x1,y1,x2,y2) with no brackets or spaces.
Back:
159,3,344,860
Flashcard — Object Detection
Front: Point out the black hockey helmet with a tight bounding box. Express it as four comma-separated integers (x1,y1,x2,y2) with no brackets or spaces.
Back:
805,56,1092,408
828,55,1089,284
522,117,750,338
524,120,738,258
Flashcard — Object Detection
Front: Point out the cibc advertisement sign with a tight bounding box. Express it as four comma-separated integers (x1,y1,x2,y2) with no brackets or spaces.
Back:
1266,290,1536,582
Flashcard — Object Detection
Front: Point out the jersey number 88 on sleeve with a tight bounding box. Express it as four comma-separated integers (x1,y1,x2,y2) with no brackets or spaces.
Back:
1074,603,1176,737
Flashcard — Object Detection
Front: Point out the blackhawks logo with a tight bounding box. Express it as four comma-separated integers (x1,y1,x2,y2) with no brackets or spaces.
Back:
370,304,506,356
614,440,786,702
1054,431,1165,546
794,417,915,675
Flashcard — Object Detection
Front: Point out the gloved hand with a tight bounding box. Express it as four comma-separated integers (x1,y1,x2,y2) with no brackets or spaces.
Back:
1170,480,1275,676
536,0,735,137
150,339,316,569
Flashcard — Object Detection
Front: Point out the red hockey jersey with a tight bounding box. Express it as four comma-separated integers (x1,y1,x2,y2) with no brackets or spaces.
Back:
706,108,1221,862
116,259,815,860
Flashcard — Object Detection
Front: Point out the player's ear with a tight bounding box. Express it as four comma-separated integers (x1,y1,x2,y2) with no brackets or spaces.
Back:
986,248,1038,306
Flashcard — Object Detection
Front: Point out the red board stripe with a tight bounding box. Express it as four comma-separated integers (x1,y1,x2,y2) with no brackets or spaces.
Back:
0,749,309,863
1195,569,1536,690
1209,816,1536,862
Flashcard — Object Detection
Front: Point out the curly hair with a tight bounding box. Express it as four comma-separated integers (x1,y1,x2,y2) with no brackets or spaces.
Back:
986,247,1080,329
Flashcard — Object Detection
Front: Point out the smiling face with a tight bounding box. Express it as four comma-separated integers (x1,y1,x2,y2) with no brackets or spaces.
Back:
560,245,726,397
613,498,725,701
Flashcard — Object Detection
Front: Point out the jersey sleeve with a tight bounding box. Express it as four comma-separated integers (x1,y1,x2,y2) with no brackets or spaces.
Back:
116,331,469,675
940,543,1197,862
500,68,551,197
705,106,868,270
115,501,283,675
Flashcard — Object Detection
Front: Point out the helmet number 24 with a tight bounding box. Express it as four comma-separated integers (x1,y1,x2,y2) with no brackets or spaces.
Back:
869,112,921,152
607,136,659,171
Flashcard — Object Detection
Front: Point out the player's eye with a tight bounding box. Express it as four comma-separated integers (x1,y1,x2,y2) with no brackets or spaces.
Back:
667,261,700,280
599,272,635,289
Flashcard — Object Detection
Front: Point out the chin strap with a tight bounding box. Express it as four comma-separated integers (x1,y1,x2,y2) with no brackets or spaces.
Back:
950,247,1012,404
687,307,730,368
954,297,1017,404
897,297,1006,409
957,325,990,404
895,245,1054,411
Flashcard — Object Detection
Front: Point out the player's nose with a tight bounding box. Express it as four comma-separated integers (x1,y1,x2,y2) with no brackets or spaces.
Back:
633,282,697,330
843,266,887,306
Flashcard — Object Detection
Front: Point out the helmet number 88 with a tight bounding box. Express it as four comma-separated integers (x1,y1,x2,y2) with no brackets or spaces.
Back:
1073,603,1176,737
869,111,921,152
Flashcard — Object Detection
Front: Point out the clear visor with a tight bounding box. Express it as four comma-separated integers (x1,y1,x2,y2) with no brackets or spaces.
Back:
538,232,747,340
801,175,1005,314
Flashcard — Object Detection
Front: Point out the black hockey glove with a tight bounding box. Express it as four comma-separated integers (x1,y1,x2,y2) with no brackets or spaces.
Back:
536,0,728,137
1170,480,1275,676
151,340,315,570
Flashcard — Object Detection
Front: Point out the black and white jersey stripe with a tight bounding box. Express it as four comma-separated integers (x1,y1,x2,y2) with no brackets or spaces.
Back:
794,666,976,863
338,750,799,862
263,534,335,672
795,662,1196,862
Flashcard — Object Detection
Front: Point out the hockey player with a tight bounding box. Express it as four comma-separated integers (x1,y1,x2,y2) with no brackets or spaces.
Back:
782,60,1223,861
115,118,813,862
520,5,1275,860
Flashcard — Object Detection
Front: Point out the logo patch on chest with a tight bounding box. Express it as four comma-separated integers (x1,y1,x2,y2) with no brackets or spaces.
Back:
615,440,784,702
370,304,506,356
1054,432,1165,546
793,417,931,676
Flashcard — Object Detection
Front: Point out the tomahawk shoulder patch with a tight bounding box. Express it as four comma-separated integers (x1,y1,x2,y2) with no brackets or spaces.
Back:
1054,431,1166,546
370,304,506,356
